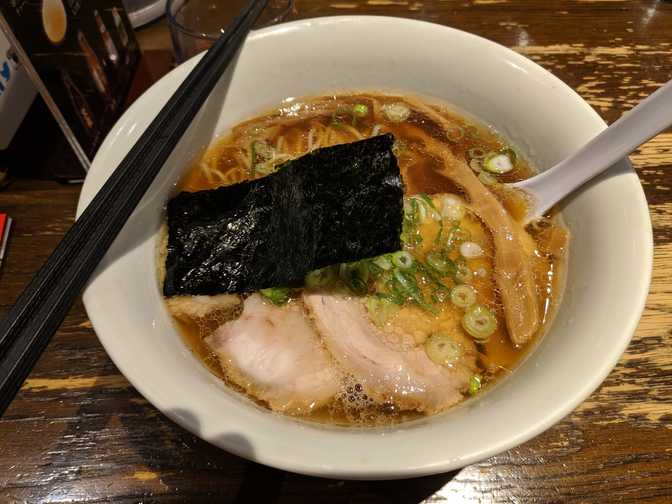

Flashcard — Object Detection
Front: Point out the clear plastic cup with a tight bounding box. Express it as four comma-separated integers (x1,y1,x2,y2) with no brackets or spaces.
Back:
167,0,293,63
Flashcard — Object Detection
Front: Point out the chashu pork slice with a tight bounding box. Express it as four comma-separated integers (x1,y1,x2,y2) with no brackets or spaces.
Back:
304,293,477,415
205,294,341,415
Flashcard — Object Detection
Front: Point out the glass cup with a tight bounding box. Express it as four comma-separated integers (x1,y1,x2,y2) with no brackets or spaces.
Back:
167,0,293,63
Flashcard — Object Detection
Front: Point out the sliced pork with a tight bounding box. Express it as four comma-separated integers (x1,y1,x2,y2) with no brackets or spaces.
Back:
304,293,477,414
205,294,340,414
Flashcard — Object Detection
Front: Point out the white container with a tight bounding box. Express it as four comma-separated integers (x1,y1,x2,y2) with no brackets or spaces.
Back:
77,17,652,480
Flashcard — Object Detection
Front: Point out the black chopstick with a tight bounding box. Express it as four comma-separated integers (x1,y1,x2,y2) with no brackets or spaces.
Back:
0,0,269,416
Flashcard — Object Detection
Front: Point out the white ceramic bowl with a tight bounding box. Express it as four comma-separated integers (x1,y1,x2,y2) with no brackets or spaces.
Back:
78,16,652,479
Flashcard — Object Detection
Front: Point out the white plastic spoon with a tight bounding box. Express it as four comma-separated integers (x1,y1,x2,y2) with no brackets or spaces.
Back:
513,79,672,223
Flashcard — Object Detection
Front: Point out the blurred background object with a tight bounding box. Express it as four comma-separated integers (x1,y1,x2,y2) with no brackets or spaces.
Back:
0,30,36,188
0,33,36,152
167,0,292,62
123,0,167,28
0,1,140,181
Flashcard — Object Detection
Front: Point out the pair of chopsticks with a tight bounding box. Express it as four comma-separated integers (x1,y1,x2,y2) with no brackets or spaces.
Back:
0,0,269,416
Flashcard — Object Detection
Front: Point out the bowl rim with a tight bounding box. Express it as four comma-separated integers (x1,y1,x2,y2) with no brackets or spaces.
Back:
79,15,653,479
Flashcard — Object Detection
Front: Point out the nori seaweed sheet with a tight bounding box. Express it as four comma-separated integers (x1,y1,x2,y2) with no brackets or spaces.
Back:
163,134,404,297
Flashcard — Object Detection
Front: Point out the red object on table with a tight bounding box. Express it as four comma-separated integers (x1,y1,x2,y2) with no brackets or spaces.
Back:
0,213,11,267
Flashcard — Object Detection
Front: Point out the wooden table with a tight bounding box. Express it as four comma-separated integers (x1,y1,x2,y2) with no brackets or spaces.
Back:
2,1,672,502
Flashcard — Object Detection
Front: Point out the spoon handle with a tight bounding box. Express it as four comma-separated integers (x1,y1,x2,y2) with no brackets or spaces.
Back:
515,79,672,219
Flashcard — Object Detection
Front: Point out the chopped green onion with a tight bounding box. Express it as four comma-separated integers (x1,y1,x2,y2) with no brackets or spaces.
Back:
483,152,514,174
393,269,436,313
459,241,484,259
393,268,416,292
250,140,275,177
366,295,400,327
353,103,369,117
434,219,444,245
339,262,370,295
403,199,414,220
446,227,471,250
406,194,441,222
402,198,425,248
367,261,387,280
304,265,338,289
413,197,427,222
392,251,414,270
450,285,477,308
469,374,482,395
441,195,465,222
260,287,291,306
431,288,450,304
402,231,423,247
382,102,411,123
469,158,483,173
503,148,517,163
462,304,497,342
456,263,473,284
372,254,393,271
424,333,463,367
426,252,454,276
382,281,407,305
418,194,442,221
417,261,452,291
478,172,498,186
404,197,421,225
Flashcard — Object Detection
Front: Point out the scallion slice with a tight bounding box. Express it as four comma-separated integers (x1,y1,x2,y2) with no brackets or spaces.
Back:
426,252,454,275
372,254,393,271
366,295,399,327
459,241,484,259
462,304,497,342
478,172,498,186
446,227,471,250
450,285,476,308
382,102,411,123
469,158,483,173
483,152,514,174
456,263,473,284
353,103,369,117
424,333,463,367
391,251,414,270
304,265,338,289
418,194,442,221
339,262,370,295
468,374,482,395
393,269,435,313
441,195,465,221
260,287,291,306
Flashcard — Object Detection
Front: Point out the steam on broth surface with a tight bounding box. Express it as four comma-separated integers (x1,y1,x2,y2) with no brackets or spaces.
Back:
163,93,568,426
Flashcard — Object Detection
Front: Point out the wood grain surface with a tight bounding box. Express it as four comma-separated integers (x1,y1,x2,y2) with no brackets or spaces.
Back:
2,1,672,502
